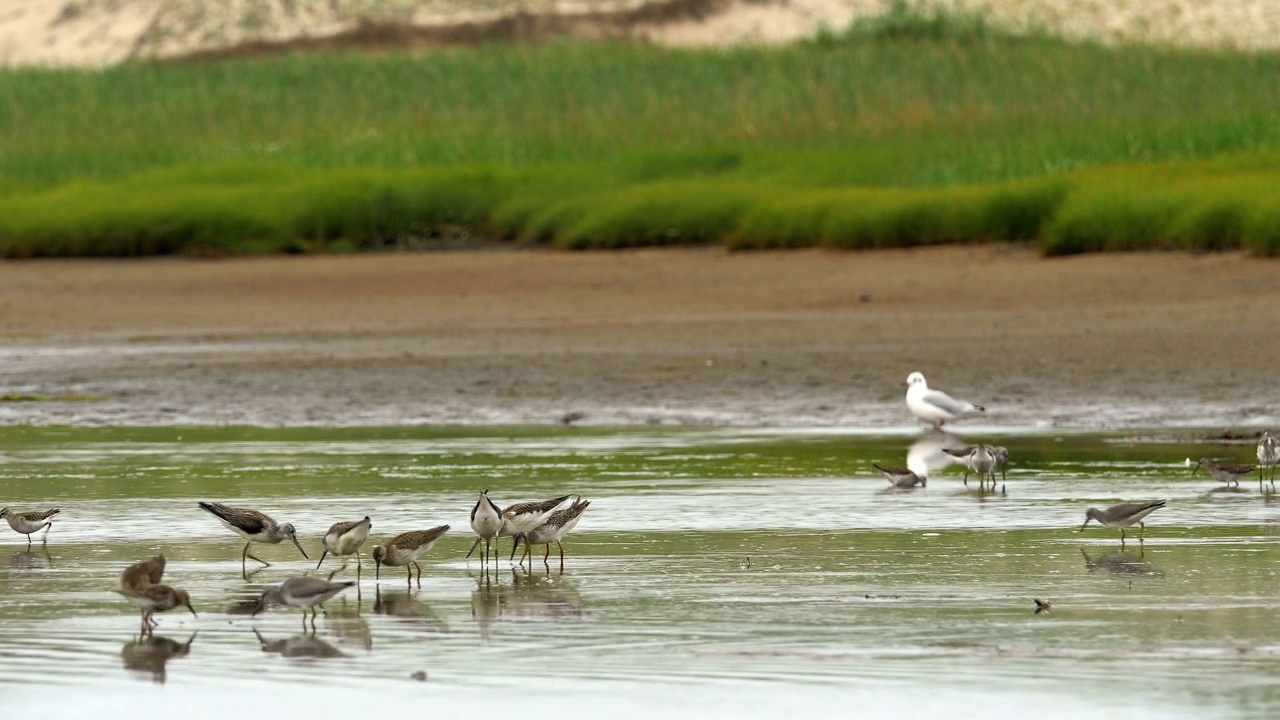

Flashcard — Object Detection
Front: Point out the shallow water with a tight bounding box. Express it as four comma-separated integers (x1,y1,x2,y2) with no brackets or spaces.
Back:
1,426,1278,719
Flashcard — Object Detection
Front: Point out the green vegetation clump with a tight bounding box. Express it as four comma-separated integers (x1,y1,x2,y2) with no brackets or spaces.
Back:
3,5,1280,257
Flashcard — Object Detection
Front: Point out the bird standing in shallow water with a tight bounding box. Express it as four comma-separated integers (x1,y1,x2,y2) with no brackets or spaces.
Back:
1194,458,1258,489
372,525,450,589
521,498,590,571
466,490,503,565
500,494,572,562
903,372,984,429
872,464,926,488
1079,500,1167,543
0,508,60,547
316,516,372,573
197,501,308,573
1257,431,1279,487
252,576,356,631
116,584,196,636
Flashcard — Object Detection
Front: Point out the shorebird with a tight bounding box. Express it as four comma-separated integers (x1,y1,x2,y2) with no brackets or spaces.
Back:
116,584,196,636
992,446,1009,482
1257,431,1279,487
1194,458,1257,488
872,463,926,488
1079,500,1167,543
0,508,59,546
903,372,984,429
252,576,356,631
500,494,572,561
372,525,450,589
316,516,371,573
197,501,308,571
120,554,166,592
1033,599,1052,615
465,490,503,564
521,498,590,570
943,444,1000,489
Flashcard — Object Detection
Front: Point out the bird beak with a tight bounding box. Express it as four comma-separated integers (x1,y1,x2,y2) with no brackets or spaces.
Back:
315,550,328,570
375,559,381,581
465,538,481,559
1078,519,1090,532
187,603,198,617
290,533,309,560
900,381,909,388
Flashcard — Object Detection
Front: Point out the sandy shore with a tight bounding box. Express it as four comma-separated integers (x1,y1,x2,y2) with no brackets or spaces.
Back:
0,246,1276,430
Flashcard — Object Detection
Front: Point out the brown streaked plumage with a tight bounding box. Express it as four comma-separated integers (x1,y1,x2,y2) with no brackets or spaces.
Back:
316,516,372,572
500,494,572,561
120,554,167,592
1195,458,1257,488
197,501,308,571
372,525,450,589
872,464,926,488
521,498,590,570
116,584,197,636
0,508,60,546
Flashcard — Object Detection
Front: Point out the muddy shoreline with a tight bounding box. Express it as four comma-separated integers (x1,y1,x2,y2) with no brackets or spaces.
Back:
1,246,1276,430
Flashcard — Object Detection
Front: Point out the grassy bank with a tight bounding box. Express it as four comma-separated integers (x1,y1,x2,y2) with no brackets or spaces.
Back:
3,7,1280,256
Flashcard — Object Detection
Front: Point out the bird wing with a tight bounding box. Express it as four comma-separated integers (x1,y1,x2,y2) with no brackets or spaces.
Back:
326,519,361,537
920,389,972,416
391,525,450,549
1108,500,1167,519
199,502,268,534
503,494,572,516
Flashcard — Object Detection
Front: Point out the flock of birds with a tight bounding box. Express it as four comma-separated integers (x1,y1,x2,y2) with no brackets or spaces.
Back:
3,370,1279,632
2,492,591,634
872,371,1280,543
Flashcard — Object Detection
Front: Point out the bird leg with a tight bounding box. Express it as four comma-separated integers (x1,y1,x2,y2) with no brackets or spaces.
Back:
414,561,423,588
543,543,551,565
405,565,412,589
41,522,51,543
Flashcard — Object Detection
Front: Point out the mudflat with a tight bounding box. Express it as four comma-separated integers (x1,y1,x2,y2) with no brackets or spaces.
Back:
1,246,1276,428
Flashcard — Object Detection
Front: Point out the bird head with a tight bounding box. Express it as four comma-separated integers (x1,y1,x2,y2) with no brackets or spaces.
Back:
372,546,386,579
280,523,309,559
1079,508,1102,531
903,371,926,389
174,589,197,617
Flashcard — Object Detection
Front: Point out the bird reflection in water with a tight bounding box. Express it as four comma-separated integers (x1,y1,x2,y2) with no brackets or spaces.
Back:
470,566,585,641
9,548,52,570
1080,547,1160,576
252,628,345,659
323,599,373,651
120,632,196,684
373,586,448,633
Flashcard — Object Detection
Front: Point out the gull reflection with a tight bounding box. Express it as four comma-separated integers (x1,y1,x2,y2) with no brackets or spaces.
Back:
120,632,196,684
1080,548,1160,576
907,430,967,480
252,628,346,659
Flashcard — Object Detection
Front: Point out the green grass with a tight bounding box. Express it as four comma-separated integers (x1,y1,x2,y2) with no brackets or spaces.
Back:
3,5,1280,256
